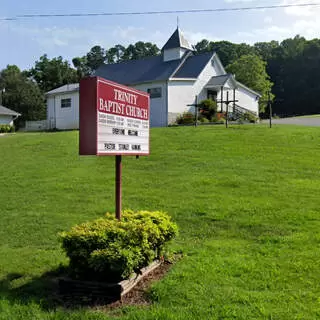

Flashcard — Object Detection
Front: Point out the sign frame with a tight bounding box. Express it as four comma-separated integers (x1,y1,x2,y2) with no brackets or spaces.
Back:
79,76,150,157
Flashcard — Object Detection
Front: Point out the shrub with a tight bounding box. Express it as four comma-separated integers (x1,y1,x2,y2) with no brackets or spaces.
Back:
176,112,195,125
0,125,13,133
239,112,258,123
199,99,217,121
59,210,178,281
200,117,210,123
211,116,225,124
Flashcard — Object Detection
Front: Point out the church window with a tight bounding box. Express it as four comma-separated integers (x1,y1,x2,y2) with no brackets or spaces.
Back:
147,88,162,99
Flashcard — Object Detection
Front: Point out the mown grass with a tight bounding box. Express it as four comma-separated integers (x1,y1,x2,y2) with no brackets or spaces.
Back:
295,114,320,118
0,125,320,319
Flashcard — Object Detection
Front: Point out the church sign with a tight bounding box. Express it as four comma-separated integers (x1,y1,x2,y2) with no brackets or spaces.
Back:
79,76,150,220
79,77,150,156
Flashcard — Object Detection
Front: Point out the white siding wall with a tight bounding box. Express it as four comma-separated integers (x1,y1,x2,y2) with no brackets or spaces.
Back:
168,55,221,117
47,91,79,130
47,96,55,129
236,87,259,115
131,82,167,127
168,81,197,116
163,48,188,62
0,115,13,126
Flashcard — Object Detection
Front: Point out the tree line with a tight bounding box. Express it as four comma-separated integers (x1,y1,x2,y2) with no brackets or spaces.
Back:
0,35,318,127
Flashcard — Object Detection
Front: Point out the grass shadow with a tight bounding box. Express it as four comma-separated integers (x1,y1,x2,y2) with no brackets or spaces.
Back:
0,266,121,311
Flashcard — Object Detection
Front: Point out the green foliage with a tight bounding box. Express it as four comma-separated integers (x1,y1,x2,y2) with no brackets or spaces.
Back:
199,117,210,123
176,112,195,125
211,116,226,124
199,99,217,121
194,39,256,66
59,210,178,281
28,54,79,92
240,112,259,123
73,42,160,76
226,54,274,113
0,65,45,126
0,125,13,133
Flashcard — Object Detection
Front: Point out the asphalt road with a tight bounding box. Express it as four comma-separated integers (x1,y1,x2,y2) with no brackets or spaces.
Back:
263,117,320,127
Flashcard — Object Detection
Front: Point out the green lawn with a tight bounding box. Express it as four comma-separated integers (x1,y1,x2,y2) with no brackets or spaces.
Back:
294,114,320,118
1,125,320,319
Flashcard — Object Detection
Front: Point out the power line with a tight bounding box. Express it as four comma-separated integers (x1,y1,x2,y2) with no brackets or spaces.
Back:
0,3,320,21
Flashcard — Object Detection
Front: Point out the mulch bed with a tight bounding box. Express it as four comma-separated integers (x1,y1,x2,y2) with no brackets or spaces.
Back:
57,261,173,309
107,261,172,309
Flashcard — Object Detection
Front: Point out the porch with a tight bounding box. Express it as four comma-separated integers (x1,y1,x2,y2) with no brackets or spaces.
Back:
205,74,238,113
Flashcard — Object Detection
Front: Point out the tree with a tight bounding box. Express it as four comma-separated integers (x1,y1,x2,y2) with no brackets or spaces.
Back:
254,41,279,61
86,45,106,71
28,54,78,92
193,39,210,54
194,40,256,66
122,42,160,61
226,55,274,113
73,46,107,77
106,44,126,63
0,65,45,126
72,56,91,78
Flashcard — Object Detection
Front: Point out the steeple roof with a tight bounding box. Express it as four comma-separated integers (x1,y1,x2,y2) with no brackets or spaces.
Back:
162,28,193,51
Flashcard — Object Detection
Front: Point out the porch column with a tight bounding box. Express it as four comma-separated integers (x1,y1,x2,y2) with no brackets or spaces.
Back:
233,88,236,113
220,86,224,113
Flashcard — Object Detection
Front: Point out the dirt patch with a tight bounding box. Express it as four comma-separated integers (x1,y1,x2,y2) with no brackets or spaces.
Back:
106,261,172,310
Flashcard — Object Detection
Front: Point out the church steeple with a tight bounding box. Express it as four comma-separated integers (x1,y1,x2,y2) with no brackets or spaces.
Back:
162,28,193,62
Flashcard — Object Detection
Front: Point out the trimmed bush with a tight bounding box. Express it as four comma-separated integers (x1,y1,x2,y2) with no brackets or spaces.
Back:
59,210,178,281
0,125,14,133
200,117,210,123
199,99,217,121
176,112,195,125
239,112,258,123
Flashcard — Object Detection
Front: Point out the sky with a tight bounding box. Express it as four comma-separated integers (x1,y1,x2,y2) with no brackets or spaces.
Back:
1,0,320,70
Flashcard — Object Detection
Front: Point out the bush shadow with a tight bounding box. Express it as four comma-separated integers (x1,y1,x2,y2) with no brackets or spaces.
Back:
0,267,121,311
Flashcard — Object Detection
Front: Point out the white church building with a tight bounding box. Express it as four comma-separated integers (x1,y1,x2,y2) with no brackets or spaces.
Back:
46,28,261,129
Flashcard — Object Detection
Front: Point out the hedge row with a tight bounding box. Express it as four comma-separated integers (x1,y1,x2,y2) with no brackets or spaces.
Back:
59,210,178,282
0,125,14,133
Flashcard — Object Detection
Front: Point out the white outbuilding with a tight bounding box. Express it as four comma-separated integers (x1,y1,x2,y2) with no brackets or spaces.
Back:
0,105,21,126
46,28,261,130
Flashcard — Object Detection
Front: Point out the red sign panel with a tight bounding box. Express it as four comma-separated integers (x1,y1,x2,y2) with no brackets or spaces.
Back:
79,77,150,156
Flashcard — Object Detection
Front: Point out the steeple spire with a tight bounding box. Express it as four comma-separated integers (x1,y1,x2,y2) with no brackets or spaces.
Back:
161,27,192,51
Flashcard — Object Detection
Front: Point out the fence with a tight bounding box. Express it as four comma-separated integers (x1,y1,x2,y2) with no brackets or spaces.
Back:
25,120,49,131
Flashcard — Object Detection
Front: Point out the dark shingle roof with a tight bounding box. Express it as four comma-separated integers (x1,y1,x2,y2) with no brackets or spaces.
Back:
46,83,79,95
0,105,20,116
162,28,192,51
206,74,233,87
95,55,182,85
172,52,213,78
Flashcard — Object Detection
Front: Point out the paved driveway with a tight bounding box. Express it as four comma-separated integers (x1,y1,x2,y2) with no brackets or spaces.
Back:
263,117,320,127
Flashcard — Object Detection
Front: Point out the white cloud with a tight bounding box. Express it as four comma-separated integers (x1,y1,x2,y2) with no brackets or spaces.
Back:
264,16,273,24
282,0,320,16
184,31,221,44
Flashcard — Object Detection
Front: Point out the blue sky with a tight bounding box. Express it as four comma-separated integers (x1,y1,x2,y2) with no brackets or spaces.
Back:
1,0,319,70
